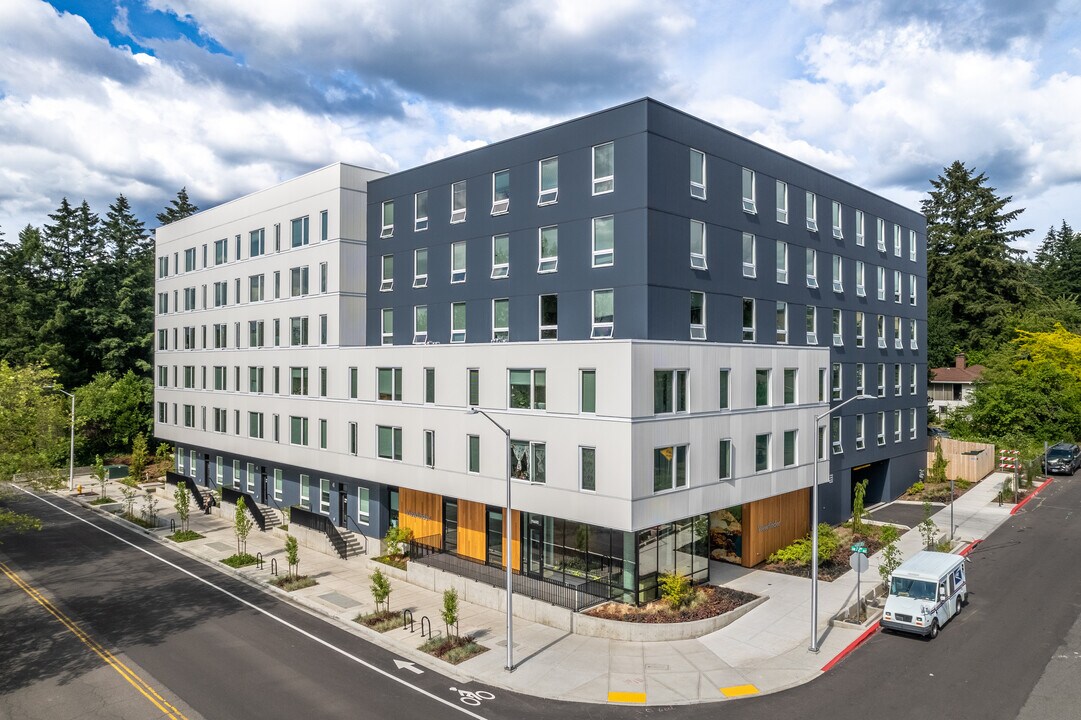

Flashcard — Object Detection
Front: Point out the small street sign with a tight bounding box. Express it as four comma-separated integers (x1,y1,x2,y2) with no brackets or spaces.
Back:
850,542,868,554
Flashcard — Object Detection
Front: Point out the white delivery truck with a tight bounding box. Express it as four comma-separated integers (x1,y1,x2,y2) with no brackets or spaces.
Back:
881,550,967,638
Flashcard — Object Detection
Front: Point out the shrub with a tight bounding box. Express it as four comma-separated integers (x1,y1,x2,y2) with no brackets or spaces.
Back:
852,479,868,534
370,568,391,612
906,481,925,495
383,526,414,556
167,529,204,543
658,572,695,609
285,534,300,579
768,524,839,566
918,501,938,549
129,433,149,483
877,525,902,586
174,482,191,532
221,553,259,568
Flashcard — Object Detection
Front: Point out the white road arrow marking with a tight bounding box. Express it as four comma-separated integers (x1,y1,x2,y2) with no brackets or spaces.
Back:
394,659,424,674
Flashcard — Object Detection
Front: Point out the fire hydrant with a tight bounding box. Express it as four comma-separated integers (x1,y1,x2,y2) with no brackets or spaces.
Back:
76,484,83,495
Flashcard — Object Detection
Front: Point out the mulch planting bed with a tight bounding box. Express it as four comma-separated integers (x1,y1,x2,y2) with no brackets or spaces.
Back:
584,585,758,623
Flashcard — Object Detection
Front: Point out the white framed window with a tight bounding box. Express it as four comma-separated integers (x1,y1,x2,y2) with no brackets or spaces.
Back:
831,417,842,454
248,411,264,439
894,316,903,349
290,266,309,297
831,362,842,401
381,308,393,345
894,270,902,303
289,416,309,446
742,298,755,342
319,262,328,293
349,422,358,455
877,412,886,446
290,316,309,346
755,368,771,407
451,302,466,343
245,462,254,491
742,233,756,278
832,308,843,346
319,478,330,514
349,367,358,399
292,216,310,248
856,260,866,297
719,439,733,479
894,223,902,257
776,241,788,284
910,319,918,349
653,445,688,491
214,237,227,265
357,486,370,524
832,255,843,293
877,364,886,397
894,363,903,396
877,266,886,301
298,474,310,508
592,142,614,194
424,430,435,468
414,190,428,232
539,294,557,340
855,362,865,395
783,429,798,467
377,425,403,461
580,447,596,491
380,255,393,292
855,311,865,348
424,367,435,404
467,435,480,473
380,201,394,238
492,298,509,342
877,217,886,252
690,148,706,199
451,180,467,223
776,301,788,344
894,409,903,442
877,314,886,348
806,191,818,231
538,226,558,273
491,234,509,279
538,156,558,205
492,169,510,214
855,209,865,246
909,274,917,305
690,291,706,340
690,220,707,270
511,440,547,483
806,305,818,345
509,369,547,410
776,180,788,223
818,368,827,403
592,215,614,267
451,240,467,283
413,305,428,344
592,289,614,339
910,408,918,439
273,469,283,502
290,366,309,396
910,363,917,395
719,369,730,410
909,229,917,262
741,167,757,214
755,433,771,471
832,201,843,239
855,414,866,450
806,248,818,288
414,248,428,288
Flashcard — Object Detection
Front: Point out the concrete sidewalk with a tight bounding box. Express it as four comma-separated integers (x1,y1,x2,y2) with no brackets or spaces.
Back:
63,471,1026,706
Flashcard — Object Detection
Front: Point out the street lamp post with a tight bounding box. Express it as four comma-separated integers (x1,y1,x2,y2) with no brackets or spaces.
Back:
46,385,76,492
809,393,874,653
467,407,514,672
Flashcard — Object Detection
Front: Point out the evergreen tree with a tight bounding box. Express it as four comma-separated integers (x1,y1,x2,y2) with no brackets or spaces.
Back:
922,161,1033,366
0,226,52,366
156,187,199,225
98,195,153,375
1032,221,1081,298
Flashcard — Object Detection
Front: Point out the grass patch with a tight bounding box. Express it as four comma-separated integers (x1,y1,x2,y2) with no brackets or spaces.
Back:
221,553,259,568
278,524,289,531
118,512,158,529
373,554,407,570
353,609,405,632
418,635,488,664
271,575,317,592
90,497,115,505
167,529,205,543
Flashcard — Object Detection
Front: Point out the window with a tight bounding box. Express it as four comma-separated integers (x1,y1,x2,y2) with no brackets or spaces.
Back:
539,294,558,340
579,447,596,491
776,180,788,223
909,274,917,305
291,216,309,247
349,367,358,399
832,201,843,239
719,440,733,479
381,308,393,345
910,408,918,439
184,326,196,349
535,225,559,273
319,210,328,242
755,368,771,407
184,247,195,271
357,486,369,523
894,270,902,303
909,229,918,262
894,363,903,396
741,167,757,213
690,148,706,199
319,478,330,514
509,369,546,410
451,302,466,343
873,411,885,445
742,233,756,277
654,445,687,492
182,404,195,428
183,366,195,389
157,292,168,314
492,298,509,341
855,363,865,395
491,234,509,278
877,315,886,349
776,301,788,344
423,367,435,404
377,367,403,401
877,363,886,397
784,368,797,405
719,369,730,410
877,266,886,301
377,425,403,461
592,142,614,194
511,440,546,483
413,305,428,344
894,316,903,349
591,289,614,339
319,367,327,397
806,248,818,288
855,210,865,246
831,363,842,401
775,241,788,284
742,298,755,342
894,223,902,257
414,190,428,231
451,241,466,283
249,321,264,348
581,370,596,413
158,256,169,279
213,281,227,307
592,215,614,267
414,248,428,288
818,368,827,403
832,308,843,346
320,262,327,293
832,255,843,293
290,416,309,446
783,430,798,467
755,434,771,472
876,217,886,252
856,260,866,297
248,411,264,439
855,414,866,450
274,271,280,299
424,430,435,468
910,363,917,395
451,180,467,223
290,316,309,346
157,329,167,350
249,274,264,302
492,169,510,214
290,367,309,396
468,368,479,407
184,286,195,310
910,319,918,349
214,366,226,391
806,191,818,231
380,201,394,238
539,156,558,204
214,238,227,265
690,220,707,269
690,291,706,340
290,266,309,297
467,435,480,473
855,311,865,348
831,417,842,454
274,224,281,252
654,370,688,414
349,422,358,456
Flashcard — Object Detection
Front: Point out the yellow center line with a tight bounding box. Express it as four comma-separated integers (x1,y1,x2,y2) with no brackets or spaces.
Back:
0,561,189,720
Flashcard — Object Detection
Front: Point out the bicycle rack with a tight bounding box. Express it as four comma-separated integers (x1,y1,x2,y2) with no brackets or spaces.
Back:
270,558,278,576
403,609,414,633
169,518,176,533
256,552,264,570
420,615,431,638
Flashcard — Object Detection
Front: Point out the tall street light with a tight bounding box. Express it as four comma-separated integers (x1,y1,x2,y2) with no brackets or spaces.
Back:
467,407,514,671
46,385,76,492
809,393,874,653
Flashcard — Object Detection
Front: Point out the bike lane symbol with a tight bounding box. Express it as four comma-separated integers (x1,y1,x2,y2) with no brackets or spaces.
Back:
449,687,495,706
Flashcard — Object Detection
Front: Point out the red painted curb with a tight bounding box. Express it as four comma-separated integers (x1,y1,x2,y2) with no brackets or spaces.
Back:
821,620,880,672
959,539,982,557
1010,476,1055,515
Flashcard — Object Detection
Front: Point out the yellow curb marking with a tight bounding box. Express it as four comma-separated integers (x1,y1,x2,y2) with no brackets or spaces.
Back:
720,684,760,697
608,691,647,703
0,561,188,720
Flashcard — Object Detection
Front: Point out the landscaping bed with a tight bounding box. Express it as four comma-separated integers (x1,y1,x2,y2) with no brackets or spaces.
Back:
902,478,973,503
89,496,115,506
354,609,405,632
584,585,758,623
221,553,259,568
372,554,407,570
167,529,204,542
418,635,488,664
763,525,885,582
271,575,317,592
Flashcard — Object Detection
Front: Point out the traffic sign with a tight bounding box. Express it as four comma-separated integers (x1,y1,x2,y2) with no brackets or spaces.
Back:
849,552,869,573
850,542,868,554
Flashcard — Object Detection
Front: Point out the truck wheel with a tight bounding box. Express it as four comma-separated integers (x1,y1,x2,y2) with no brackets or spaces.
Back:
929,620,940,639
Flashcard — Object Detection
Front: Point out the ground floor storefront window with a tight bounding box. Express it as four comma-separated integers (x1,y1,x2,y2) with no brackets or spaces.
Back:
636,515,709,604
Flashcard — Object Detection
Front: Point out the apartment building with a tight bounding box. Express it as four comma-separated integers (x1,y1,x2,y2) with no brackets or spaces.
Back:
155,99,926,605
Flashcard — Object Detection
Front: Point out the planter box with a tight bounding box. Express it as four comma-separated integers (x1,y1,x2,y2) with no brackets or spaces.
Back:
571,593,769,641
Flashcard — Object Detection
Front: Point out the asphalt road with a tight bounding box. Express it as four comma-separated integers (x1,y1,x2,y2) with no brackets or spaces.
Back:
2,476,1080,720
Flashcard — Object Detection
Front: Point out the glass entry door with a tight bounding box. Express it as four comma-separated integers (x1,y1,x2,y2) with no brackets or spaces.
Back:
525,515,544,578
486,508,503,566
443,498,458,553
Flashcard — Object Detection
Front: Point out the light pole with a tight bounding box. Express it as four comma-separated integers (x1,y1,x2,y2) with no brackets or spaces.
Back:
467,407,514,672
809,393,874,653
45,385,76,492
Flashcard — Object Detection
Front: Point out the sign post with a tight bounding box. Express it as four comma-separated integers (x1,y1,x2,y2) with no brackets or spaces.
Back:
849,543,869,622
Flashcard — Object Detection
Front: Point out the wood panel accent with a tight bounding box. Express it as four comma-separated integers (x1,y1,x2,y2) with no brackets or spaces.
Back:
457,500,487,562
742,488,811,568
926,438,996,482
510,510,521,573
398,488,442,543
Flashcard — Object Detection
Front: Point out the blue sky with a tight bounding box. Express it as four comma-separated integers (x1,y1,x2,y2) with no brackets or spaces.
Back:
2,0,1080,253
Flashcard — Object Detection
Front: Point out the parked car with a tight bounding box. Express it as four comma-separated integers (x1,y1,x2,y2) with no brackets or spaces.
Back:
1042,442,1081,475
928,426,950,439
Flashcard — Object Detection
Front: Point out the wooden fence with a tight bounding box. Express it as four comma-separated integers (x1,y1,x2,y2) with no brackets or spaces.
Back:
926,437,996,482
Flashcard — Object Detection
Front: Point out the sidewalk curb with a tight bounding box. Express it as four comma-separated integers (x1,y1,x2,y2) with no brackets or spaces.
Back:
820,621,880,672
1010,477,1054,515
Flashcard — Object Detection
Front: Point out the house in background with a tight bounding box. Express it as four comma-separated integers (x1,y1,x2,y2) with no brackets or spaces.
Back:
929,354,985,417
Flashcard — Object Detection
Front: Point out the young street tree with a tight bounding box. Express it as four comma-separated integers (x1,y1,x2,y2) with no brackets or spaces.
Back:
234,496,254,556
174,482,191,533
285,534,300,579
